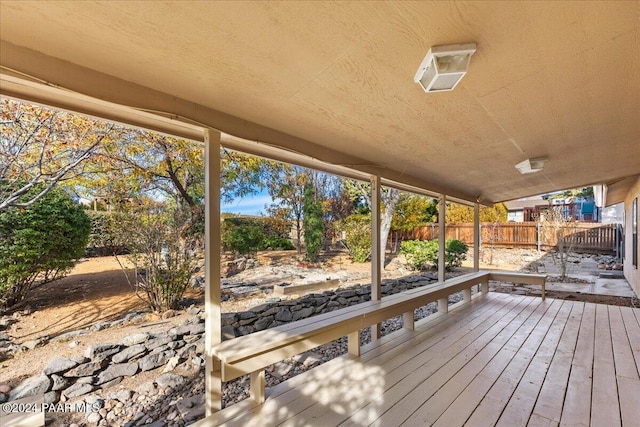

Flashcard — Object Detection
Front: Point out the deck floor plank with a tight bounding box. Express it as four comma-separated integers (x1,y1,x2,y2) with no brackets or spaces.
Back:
192,293,640,427
423,299,564,427
620,306,640,379
338,296,535,427
529,301,584,425
378,297,542,426
559,302,596,427
589,305,621,427
471,300,572,427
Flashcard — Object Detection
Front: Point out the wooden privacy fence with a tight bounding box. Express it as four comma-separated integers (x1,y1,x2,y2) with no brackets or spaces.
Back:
390,222,622,254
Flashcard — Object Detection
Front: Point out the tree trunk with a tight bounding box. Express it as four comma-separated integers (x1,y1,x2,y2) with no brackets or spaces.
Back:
379,188,401,271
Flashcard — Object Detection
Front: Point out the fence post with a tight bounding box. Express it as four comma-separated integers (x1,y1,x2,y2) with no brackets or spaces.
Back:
537,222,541,252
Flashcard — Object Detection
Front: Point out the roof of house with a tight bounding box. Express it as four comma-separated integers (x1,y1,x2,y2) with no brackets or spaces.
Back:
1,2,638,204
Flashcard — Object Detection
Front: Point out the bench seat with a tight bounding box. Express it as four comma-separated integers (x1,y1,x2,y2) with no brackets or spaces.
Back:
211,270,545,405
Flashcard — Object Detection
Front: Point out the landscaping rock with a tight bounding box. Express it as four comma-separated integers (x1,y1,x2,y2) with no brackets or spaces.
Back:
9,375,51,400
122,333,150,346
139,351,172,372
62,383,96,399
156,373,185,389
43,357,79,375
85,343,121,360
50,374,70,391
145,336,173,351
111,344,147,364
95,363,139,385
65,360,108,378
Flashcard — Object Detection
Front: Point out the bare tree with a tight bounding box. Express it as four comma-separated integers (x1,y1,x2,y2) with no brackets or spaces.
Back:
538,204,578,280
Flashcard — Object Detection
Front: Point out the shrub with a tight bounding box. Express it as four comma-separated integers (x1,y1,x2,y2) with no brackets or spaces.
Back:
0,185,91,309
85,210,127,256
222,216,294,256
257,236,295,251
222,217,265,256
335,214,371,263
400,240,438,270
444,239,469,270
400,239,469,271
113,206,195,312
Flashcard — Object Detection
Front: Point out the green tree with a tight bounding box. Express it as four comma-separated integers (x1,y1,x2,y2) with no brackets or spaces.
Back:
0,184,91,309
343,179,401,270
391,195,438,231
303,183,323,261
0,98,116,211
266,165,307,253
445,202,508,223
335,214,371,263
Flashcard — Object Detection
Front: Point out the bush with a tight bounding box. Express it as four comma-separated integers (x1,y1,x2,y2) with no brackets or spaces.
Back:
444,239,469,270
113,206,195,312
222,216,293,256
86,211,127,256
400,240,438,270
257,236,295,251
335,214,371,263
400,239,468,271
0,186,91,309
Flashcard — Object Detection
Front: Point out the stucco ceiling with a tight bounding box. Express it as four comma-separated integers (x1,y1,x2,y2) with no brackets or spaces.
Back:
1,1,639,204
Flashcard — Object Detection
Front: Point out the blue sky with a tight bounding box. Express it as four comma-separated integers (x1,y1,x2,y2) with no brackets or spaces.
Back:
221,190,273,216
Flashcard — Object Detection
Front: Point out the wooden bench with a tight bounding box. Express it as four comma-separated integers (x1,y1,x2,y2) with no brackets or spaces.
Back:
211,270,545,407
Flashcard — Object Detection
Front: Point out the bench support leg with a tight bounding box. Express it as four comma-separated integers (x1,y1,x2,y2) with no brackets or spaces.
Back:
206,357,222,414
250,370,266,404
542,284,546,301
481,280,489,294
348,331,360,357
403,311,414,330
438,297,448,314
463,288,472,303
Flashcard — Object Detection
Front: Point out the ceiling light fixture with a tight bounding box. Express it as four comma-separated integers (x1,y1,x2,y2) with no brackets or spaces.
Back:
414,43,477,92
515,158,548,174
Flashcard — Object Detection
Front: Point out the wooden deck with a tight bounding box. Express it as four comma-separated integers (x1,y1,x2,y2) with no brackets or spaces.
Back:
202,293,640,426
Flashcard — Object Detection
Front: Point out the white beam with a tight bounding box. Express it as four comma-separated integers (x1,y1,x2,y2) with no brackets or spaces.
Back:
474,203,480,272
371,175,382,340
438,195,446,283
204,129,222,415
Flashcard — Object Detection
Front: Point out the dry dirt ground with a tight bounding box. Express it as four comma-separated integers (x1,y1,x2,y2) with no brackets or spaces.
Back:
1,249,635,390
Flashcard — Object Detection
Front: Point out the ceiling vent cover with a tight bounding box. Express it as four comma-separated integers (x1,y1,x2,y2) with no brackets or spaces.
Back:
515,158,548,174
414,43,477,92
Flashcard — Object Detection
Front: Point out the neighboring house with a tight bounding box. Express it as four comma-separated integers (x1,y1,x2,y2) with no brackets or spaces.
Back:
505,195,599,223
603,176,640,293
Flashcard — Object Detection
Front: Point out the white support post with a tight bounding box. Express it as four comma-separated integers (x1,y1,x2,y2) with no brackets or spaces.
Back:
438,195,446,283
204,129,222,416
474,203,480,272
371,175,382,341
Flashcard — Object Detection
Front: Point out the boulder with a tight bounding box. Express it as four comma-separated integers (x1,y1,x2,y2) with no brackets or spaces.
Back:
9,375,51,400
111,344,147,364
95,363,139,385
43,357,79,375
122,333,150,346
